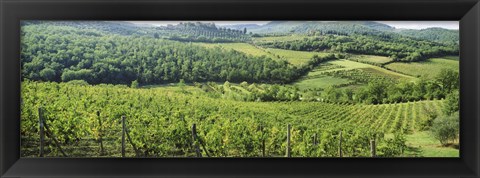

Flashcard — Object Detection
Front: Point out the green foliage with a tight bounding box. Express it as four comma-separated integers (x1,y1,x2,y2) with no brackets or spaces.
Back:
443,90,459,116
377,133,407,157
131,80,139,88
436,69,459,94
431,112,459,146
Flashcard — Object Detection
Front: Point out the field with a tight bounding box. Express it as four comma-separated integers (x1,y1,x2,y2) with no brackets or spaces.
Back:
264,48,332,66
192,42,280,60
21,81,446,157
295,76,353,90
294,59,416,90
385,57,460,78
405,131,459,157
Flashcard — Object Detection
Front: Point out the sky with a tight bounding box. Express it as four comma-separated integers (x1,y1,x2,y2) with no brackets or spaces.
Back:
126,21,459,30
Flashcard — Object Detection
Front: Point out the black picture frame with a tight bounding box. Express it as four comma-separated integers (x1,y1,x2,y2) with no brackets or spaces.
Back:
1,0,479,177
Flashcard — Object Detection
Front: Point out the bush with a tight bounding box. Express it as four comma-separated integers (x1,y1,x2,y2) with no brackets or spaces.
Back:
431,112,459,146
418,105,438,130
130,80,139,88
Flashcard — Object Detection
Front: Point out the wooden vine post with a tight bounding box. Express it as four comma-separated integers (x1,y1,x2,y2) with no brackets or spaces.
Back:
370,139,376,157
286,124,291,157
38,107,44,157
313,133,318,146
38,107,67,157
338,131,343,157
261,125,265,157
191,124,202,157
97,111,105,156
121,115,126,157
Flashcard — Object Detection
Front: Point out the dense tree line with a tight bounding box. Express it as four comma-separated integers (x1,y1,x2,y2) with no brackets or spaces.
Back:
258,34,458,62
160,22,250,43
21,24,297,85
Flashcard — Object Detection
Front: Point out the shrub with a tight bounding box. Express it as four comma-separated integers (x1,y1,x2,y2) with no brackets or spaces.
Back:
418,106,438,130
130,80,139,88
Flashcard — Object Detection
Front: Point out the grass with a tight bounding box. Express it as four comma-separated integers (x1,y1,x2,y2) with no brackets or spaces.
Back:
294,75,353,90
348,54,393,65
443,56,459,61
404,131,459,157
384,57,459,79
265,48,331,66
193,42,280,60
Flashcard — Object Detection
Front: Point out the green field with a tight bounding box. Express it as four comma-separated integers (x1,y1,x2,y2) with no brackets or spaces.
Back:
264,48,332,66
294,75,353,90
442,56,460,61
193,42,280,60
385,57,460,78
405,131,459,157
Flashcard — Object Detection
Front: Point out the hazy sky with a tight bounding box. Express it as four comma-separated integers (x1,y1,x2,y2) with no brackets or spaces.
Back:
126,21,459,30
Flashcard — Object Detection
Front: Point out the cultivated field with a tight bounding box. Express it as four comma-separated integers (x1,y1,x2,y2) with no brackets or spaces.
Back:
385,57,460,78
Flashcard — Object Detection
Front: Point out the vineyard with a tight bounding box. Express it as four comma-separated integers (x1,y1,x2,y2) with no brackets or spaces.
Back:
21,81,444,157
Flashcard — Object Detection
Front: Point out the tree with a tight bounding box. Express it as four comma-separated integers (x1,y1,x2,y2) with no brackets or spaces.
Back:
243,27,247,34
431,112,459,146
39,68,56,81
436,69,459,93
443,90,459,116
